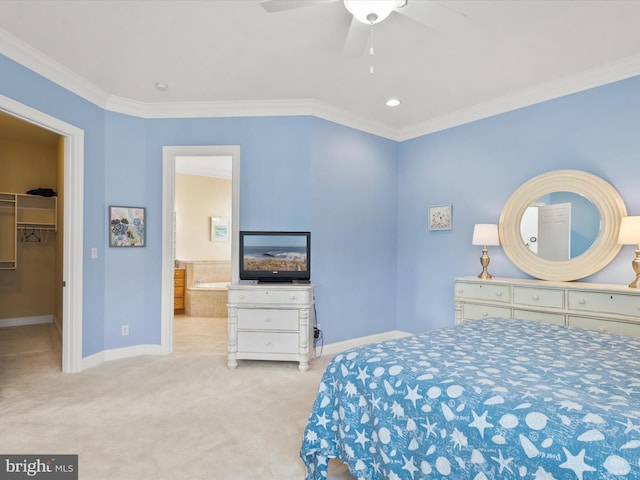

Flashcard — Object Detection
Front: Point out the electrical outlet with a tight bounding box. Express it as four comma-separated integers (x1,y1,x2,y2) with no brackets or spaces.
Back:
121,325,129,336
314,326,321,339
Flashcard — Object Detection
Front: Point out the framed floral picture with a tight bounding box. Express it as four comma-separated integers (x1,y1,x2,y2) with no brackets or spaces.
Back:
428,203,452,231
109,206,146,247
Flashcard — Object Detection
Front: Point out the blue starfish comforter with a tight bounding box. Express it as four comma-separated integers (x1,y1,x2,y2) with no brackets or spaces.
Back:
300,318,640,479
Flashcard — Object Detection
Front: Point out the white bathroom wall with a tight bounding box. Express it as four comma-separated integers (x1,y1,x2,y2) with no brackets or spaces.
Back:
175,173,232,261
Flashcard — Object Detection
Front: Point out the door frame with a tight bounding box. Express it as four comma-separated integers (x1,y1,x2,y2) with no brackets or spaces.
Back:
161,145,240,354
0,94,84,373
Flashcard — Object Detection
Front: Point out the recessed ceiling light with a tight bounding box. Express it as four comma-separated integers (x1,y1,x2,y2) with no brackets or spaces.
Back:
386,98,401,107
155,82,169,91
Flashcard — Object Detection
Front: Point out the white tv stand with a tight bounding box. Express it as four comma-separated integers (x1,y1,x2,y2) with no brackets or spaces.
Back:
227,283,315,371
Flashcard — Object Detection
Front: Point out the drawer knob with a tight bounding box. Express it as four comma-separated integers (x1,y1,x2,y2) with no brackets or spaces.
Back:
482,312,489,317
579,299,586,305
457,288,464,293
264,341,271,346
264,317,272,323
290,295,296,300
239,295,245,300
496,292,503,297
532,295,540,301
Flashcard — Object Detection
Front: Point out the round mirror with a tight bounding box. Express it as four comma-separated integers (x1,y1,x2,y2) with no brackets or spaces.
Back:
499,170,627,281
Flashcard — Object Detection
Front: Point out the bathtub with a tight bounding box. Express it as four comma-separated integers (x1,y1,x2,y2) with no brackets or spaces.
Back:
193,282,230,289
185,282,230,317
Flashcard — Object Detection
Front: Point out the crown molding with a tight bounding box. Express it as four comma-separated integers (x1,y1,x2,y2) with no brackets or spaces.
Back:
2,27,640,143
399,54,640,141
106,95,401,139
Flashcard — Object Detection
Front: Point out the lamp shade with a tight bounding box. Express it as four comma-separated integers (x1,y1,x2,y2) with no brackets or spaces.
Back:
343,0,402,24
472,224,500,246
618,216,640,245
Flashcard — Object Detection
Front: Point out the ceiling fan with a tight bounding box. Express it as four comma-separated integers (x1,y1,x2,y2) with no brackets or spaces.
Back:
260,0,466,56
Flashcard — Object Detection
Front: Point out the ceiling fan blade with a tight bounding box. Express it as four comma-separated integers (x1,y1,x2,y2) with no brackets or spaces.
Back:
260,0,337,13
397,0,466,30
342,15,370,57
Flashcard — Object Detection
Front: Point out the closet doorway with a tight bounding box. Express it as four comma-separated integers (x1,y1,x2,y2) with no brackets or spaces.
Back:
161,146,240,355
0,97,84,373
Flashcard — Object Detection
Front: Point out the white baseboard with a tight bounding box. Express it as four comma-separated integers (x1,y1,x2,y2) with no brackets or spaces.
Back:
319,330,412,356
0,315,53,328
79,330,412,371
81,344,164,371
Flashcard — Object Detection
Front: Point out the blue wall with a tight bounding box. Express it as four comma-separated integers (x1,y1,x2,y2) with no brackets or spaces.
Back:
396,76,640,333
2,51,640,357
310,119,398,341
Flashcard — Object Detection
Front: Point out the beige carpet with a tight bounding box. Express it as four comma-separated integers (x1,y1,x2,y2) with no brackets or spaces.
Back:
0,321,355,480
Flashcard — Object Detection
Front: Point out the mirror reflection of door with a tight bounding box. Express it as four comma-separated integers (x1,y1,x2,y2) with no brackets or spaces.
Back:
521,205,540,254
520,192,601,261
537,202,571,261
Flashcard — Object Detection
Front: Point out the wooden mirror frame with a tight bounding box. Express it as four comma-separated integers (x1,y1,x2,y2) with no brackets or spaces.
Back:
499,170,627,281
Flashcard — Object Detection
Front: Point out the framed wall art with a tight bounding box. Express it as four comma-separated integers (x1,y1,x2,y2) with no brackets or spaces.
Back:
428,203,452,231
211,216,229,242
109,206,146,247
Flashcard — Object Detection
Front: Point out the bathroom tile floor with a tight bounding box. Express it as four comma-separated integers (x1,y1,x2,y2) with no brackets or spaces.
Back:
173,314,228,355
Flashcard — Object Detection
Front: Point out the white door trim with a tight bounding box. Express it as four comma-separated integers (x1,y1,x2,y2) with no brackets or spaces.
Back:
161,145,240,355
0,94,84,373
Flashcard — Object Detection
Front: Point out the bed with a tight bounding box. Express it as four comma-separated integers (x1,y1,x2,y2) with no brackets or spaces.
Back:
300,318,640,479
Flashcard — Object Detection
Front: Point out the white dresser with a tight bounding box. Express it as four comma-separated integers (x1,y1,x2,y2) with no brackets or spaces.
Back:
227,283,315,371
454,277,640,337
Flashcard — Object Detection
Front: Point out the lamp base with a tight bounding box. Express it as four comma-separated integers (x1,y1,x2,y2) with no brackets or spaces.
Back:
628,249,640,289
477,247,492,279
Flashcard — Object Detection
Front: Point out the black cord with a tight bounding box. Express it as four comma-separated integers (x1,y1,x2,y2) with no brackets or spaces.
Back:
313,301,323,357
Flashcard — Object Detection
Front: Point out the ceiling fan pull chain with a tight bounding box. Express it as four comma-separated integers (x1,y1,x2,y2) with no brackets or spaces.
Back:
369,23,375,75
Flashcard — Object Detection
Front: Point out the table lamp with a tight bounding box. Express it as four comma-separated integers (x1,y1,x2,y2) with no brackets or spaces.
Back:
618,216,640,288
472,224,500,279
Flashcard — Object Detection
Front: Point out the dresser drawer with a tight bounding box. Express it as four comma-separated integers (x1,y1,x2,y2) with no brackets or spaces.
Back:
228,288,312,305
568,290,640,317
174,286,184,298
513,309,565,326
238,331,299,354
463,303,511,320
513,286,564,309
237,308,299,331
174,277,185,287
568,316,640,338
455,282,510,303
174,298,185,309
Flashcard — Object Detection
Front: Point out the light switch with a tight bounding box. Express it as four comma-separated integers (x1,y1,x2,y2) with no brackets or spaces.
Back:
91,247,98,259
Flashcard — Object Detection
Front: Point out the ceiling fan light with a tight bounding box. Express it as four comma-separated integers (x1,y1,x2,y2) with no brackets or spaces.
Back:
343,0,404,25
386,98,401,107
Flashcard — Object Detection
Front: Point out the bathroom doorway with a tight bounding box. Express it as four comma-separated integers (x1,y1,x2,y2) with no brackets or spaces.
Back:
174,155,232,354
161,146,240,356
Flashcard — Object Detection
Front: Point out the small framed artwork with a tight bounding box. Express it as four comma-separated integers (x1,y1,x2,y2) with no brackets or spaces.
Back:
428,203,453,231
211,216,230,242
109,206,146,247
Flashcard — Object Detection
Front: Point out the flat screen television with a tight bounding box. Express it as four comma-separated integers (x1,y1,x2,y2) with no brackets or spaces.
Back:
239,231,311,283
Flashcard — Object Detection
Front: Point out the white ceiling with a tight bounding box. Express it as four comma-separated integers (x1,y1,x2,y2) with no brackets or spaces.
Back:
1,0,640,140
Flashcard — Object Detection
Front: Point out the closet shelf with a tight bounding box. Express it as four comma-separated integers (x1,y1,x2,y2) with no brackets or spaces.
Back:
0,192,57,269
